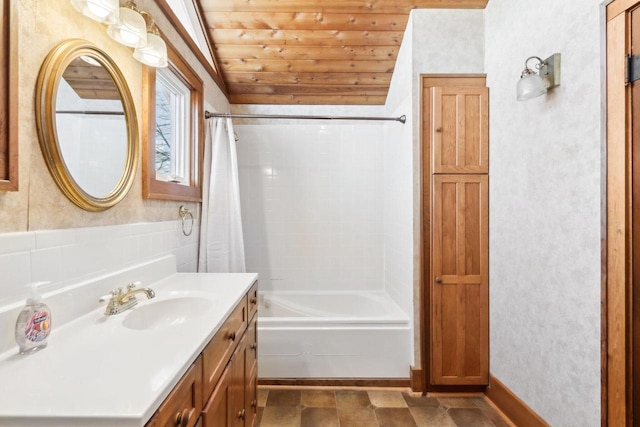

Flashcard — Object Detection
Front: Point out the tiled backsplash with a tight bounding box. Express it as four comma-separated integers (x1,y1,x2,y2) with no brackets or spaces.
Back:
236,123,385,293
0,220,199,307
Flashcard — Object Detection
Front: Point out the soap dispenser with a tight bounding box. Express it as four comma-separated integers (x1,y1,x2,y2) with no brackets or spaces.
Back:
15,282,52,354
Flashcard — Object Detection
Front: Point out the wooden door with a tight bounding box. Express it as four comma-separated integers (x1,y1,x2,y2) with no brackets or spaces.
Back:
232,334,247,427
245,319,258,427
432,87,489,174
431,174,489,385
202,365,233,427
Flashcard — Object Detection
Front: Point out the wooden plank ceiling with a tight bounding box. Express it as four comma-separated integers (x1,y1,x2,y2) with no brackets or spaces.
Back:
199,0,488,105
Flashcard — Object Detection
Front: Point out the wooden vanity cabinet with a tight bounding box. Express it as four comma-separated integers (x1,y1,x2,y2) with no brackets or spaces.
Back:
146,358,203,427
202,286,258,427
145,281,258,427
202,300,248,398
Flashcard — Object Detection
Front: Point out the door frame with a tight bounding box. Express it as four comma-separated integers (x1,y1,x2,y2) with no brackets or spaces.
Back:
604,0,638,425
419,74,487,393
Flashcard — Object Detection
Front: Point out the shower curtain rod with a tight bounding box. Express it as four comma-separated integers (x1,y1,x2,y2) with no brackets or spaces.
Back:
205,111,406,124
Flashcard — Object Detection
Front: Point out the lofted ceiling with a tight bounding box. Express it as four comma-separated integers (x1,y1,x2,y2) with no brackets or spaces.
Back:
198,0,489,105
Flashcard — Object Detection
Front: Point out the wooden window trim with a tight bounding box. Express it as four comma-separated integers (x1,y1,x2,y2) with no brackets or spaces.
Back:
142,34,204,202
154,0,227,96
0,0,18,191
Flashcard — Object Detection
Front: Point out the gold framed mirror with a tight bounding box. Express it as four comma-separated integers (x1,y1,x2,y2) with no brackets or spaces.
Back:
36,39,138,212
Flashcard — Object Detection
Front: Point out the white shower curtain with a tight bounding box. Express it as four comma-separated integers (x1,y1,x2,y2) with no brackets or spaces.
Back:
198,117,246,273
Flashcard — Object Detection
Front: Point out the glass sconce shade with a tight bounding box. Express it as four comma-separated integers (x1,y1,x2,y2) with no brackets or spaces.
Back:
516,72,548,101
133,33,168,68
70,0,119,24
107,7,147,48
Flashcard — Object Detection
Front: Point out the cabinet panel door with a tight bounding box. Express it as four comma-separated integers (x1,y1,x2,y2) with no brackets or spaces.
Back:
432,175,488,385
202,364,233,427
151,358,202,427
245,319,258,427
432,87,489,174
231,334,247,427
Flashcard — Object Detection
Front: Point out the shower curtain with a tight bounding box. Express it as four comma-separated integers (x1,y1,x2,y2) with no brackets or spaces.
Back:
198,117,246,273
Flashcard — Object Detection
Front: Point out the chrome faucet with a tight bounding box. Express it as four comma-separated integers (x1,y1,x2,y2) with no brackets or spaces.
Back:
99,281,155,315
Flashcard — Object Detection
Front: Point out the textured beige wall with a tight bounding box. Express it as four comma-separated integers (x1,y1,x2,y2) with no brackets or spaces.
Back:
0,0,229,233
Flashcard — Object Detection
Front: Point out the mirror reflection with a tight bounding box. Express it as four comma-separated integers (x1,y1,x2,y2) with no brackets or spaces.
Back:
55,56,128,198
36,40,138,212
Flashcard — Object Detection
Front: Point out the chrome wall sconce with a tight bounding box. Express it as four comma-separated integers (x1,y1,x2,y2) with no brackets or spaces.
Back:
70,0,167,68
516,53,561,101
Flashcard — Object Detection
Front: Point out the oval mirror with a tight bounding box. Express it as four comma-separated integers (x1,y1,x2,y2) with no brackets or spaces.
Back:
36,39,138,212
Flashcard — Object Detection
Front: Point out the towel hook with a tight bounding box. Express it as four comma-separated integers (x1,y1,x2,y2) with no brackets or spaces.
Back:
179,206,194,236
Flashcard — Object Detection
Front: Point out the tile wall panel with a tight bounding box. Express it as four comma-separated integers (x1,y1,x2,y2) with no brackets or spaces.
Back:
0,221,199,307
236,124,385,292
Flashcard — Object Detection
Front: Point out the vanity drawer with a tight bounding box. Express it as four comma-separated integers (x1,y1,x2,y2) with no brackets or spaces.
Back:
247,281,258,321
148,357,202,427
202,299,248,398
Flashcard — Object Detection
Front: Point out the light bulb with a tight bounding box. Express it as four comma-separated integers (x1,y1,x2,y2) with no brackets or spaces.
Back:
70,0,119,24
134,33,168,67
86,1,110,18
107,6,147,48
119,28,142,46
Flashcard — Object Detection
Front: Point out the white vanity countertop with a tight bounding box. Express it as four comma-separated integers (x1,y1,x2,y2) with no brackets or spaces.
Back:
0,272,258,427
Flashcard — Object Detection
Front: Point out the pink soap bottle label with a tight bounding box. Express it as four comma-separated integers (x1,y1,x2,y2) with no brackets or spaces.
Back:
25,311,50,343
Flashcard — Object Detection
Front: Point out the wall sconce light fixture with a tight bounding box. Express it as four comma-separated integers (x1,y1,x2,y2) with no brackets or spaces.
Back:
70,0,119,24
107,1,147,48
133,12,168,68
72,0,167,68
516,53,561,101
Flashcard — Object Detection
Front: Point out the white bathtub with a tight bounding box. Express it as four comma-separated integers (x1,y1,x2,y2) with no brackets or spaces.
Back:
257,291,412,379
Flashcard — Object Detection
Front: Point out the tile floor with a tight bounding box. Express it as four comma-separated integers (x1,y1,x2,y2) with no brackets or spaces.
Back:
257,387,511,427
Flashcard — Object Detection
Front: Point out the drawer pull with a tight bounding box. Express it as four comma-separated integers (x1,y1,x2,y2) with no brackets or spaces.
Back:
250,342,257,350
250,297,257,304
238,409,246,420
251,399,257,409
228,331,236,341
175,408,195,427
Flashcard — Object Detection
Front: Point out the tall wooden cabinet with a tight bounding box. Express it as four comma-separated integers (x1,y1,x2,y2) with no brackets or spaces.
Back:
424,76,489,387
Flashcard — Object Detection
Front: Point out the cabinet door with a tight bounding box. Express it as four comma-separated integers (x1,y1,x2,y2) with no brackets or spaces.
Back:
149,358,202,427
432,87,489,174
245,319,258,427
202,363,233,427
431,175,488,385
231,334,247,427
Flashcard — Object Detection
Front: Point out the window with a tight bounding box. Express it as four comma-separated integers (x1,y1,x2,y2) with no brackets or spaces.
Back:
154,68,191,184
143,34,203,201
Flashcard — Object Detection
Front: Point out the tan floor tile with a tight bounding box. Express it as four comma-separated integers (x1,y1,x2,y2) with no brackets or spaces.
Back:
448,408,496,427
438,397,480,409
257,407,264,425
409,407,457,427
368,391,408,408
375,408,418,427
336,390,372,408
402,392,440,408
301,390,336,407
471,397,511,427
338,407,379,427
266,389,301,407
259,406,301,427
257,389,269,407
300,407,340,427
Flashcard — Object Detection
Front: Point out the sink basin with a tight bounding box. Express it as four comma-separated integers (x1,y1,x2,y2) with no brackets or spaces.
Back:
122,297,213,330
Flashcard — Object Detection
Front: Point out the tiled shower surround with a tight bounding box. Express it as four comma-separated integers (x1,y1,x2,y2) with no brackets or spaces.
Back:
236,123,385,293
